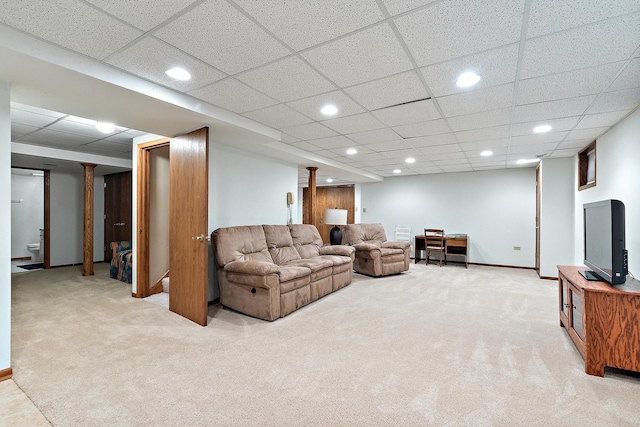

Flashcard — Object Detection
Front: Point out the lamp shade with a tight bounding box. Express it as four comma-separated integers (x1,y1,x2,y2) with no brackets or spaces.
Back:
324,208,347,225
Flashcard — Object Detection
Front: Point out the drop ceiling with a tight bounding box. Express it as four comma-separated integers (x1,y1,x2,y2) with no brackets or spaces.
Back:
1,0,639,184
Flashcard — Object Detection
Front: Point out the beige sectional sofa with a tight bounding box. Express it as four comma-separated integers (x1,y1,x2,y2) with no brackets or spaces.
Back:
343,223,411,277
211,224,355,321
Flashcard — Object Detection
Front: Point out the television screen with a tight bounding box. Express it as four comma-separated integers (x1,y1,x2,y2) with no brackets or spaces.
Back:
583,199,627,285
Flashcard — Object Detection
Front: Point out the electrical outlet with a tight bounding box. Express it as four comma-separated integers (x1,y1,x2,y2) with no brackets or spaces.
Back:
513,246,521,251
362,207,366,213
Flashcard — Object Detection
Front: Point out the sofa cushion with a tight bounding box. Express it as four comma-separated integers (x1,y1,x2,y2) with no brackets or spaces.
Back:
212,225,273,267
289,224,324,258
344,223,387,245
277,266,311,293
263,225,301,265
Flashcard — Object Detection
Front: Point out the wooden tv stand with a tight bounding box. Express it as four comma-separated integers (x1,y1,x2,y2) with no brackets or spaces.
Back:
558,265,640,377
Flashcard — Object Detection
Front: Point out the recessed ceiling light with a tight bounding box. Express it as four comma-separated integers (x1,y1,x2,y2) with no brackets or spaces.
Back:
165,67,191,81
456,71,481,88
393,169,402,174
516,158,541,165
326,178,333,183
31,172,44,177
95,122,115,134
405,157,416,164
346,148,358,155
533,124,552,133
480,150,493,157
320,104,338,116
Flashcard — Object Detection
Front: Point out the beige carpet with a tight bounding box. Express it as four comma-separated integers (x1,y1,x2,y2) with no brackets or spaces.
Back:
10,263,640,426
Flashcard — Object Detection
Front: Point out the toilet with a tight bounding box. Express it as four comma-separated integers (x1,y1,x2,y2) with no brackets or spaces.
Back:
27,243,41,262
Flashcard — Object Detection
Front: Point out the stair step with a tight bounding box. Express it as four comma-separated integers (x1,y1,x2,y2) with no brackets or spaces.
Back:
162,277,170,293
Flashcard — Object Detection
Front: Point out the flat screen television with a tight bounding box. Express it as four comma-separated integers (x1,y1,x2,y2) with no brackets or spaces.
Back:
582,199,628,285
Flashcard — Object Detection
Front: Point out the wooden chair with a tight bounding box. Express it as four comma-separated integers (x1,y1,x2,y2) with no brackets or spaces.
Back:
424,229,446,267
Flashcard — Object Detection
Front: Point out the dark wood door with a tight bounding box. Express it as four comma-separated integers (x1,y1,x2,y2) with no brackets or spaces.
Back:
169,127,209,326
303,185,355,243
104,171,132,261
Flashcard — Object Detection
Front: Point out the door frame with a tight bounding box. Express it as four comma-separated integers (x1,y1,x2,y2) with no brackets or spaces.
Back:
135,137,170,298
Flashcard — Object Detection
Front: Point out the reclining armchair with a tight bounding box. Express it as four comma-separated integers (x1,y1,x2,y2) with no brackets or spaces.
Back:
343,223,410,277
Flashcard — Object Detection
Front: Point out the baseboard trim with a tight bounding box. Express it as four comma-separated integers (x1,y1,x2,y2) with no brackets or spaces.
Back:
11,257,31,261
540,275,558,281
0,367,13,382
468,262,536,271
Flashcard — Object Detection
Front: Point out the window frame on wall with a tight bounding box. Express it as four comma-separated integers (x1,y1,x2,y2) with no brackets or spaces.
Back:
578,140,596,191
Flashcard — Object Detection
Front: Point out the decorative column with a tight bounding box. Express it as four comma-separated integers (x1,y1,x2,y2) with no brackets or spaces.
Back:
306,167,318,227
82,163,96,276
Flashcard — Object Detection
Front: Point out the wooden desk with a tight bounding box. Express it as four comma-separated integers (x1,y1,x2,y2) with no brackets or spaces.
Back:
414,234,468,268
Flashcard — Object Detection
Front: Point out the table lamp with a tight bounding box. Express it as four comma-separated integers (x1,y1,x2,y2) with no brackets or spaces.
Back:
324,208,347,245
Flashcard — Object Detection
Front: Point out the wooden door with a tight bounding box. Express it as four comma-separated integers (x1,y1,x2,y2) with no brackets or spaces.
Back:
303,185,355,243
169,127,209,326
104,171,132,261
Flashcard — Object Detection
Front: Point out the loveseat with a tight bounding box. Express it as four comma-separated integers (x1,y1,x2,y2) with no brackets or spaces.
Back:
343,223,410,277
211,224,355,321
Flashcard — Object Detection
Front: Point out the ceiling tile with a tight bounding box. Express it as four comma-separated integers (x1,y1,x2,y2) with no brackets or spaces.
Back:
511,117,581,136
344,71,428,111
155,0,290,75
555,139,592,150
11,103,65,119
527,0,640,38
286,91,365,121
243,104,312,129
456,125,510,143
608,58,640,91
188,79,278,114
372,99,441,127
0,0,142,59
438,84,514,117
419,143,461,155
17,129,96,147
281,122,338,140
393,119,450,138
364,140,412,152
237,57,335,103
381,0,436,16
322,113,385,134
447,108,512,132
302,23,413,87
381,149,423,160
428,151,467,161
460,139,511,151
103,132,135,144
86,0,197,31
421,43,519,97
280,133,300,144
306,135,354,150
285,141,322,152
513,95,595,123
47,119,109,138
521,13,640,79
11,123,39,140
549,148,581,157
10,109,61,128
587,88,640,114
395,0,524,66
405,133,457,148
575,110,631,129
347,128,401,144
517,62,622,105
510,132,568,146
235,0,385,50
508,142,558,154
107,37,226,92
566,127,610,141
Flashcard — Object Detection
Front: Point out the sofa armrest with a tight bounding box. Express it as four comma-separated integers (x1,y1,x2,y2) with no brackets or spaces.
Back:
382,241,411,250
353,243,381,252
224,260,279,276
320,245,356,258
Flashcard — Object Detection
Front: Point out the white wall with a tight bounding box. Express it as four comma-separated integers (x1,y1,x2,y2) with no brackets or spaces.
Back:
1,81,12,373
49,170,104,266
360,168,537,267
10,172,44,259
209,142,299,229
539,158,575,278
573,108,640,277
149,147,170,284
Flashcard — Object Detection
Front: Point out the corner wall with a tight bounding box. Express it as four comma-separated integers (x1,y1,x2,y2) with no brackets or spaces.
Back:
573,108,640,276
